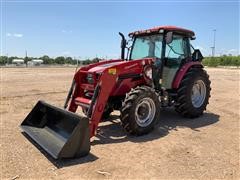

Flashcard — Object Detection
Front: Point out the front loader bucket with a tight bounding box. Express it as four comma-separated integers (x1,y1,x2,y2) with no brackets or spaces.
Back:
20,101,90,159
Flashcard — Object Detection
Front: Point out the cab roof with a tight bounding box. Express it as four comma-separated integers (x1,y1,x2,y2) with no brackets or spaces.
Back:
129,25,195,38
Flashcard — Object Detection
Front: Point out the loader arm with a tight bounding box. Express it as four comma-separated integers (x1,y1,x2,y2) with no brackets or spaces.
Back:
68,67,119,137
88,69,119,137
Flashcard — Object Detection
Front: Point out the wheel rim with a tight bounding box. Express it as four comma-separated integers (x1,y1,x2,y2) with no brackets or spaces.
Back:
135,97,156,127
191,80,206,108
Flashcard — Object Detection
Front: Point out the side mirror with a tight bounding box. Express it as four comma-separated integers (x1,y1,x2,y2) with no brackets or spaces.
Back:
165,32,173,44
192,49,203,61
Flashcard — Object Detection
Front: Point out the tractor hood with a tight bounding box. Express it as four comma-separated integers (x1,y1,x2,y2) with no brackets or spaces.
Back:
87,60,125,73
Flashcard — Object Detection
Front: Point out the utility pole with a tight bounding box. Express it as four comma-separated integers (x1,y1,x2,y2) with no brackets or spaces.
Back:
6,53,8,65
25,50,28,67
211,29,216,57
78,56,81,66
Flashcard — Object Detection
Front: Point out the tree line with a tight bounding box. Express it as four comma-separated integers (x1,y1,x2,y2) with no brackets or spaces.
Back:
202,55,240,67
0,55,239,67
0,55,101,65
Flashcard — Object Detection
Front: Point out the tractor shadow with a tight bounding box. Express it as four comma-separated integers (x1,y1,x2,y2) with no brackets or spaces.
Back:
53,153,99,168
92,108,220,145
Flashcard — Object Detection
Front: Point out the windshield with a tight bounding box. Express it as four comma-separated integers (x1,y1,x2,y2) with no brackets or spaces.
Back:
130,34,163,60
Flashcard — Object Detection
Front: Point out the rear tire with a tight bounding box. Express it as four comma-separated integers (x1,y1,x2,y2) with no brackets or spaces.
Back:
120,86,160,135
175,68,211,118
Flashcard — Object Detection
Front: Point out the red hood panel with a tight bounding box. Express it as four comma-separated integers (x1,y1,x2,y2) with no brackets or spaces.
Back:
88,61,125,73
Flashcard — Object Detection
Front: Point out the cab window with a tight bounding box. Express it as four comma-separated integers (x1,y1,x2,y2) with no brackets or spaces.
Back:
165,35,189,60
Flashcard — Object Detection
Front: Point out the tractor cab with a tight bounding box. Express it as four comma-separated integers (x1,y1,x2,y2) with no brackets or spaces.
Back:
122,26,203,89
127,26,202,62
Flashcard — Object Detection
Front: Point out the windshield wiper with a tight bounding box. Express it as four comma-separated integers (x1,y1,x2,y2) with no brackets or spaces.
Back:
167,44,184,56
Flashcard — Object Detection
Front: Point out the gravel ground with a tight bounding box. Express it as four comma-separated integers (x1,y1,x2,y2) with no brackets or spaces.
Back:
0,67,239,179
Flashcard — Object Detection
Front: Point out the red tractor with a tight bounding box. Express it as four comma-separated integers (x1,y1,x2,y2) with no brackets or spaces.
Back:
21,26,211,159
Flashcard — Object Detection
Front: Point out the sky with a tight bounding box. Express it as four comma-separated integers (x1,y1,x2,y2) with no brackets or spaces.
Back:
1,0,239,59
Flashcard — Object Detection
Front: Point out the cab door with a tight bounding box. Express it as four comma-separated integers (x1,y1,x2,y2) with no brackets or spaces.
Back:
162,34,191,89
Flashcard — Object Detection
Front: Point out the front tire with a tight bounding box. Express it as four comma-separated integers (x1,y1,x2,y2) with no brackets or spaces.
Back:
120,86,160,135
175,68,211,118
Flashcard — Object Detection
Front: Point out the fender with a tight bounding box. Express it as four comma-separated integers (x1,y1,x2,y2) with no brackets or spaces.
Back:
172,61,203,89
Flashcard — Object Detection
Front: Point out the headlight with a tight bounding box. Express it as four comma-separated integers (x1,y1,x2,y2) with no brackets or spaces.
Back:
144,66,152,79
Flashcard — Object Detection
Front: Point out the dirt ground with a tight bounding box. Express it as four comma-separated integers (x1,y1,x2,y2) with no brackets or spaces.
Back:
0,67,239,179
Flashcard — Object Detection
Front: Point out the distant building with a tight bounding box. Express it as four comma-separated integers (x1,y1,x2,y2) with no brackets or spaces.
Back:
27,59,43,66
12,59,25,65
